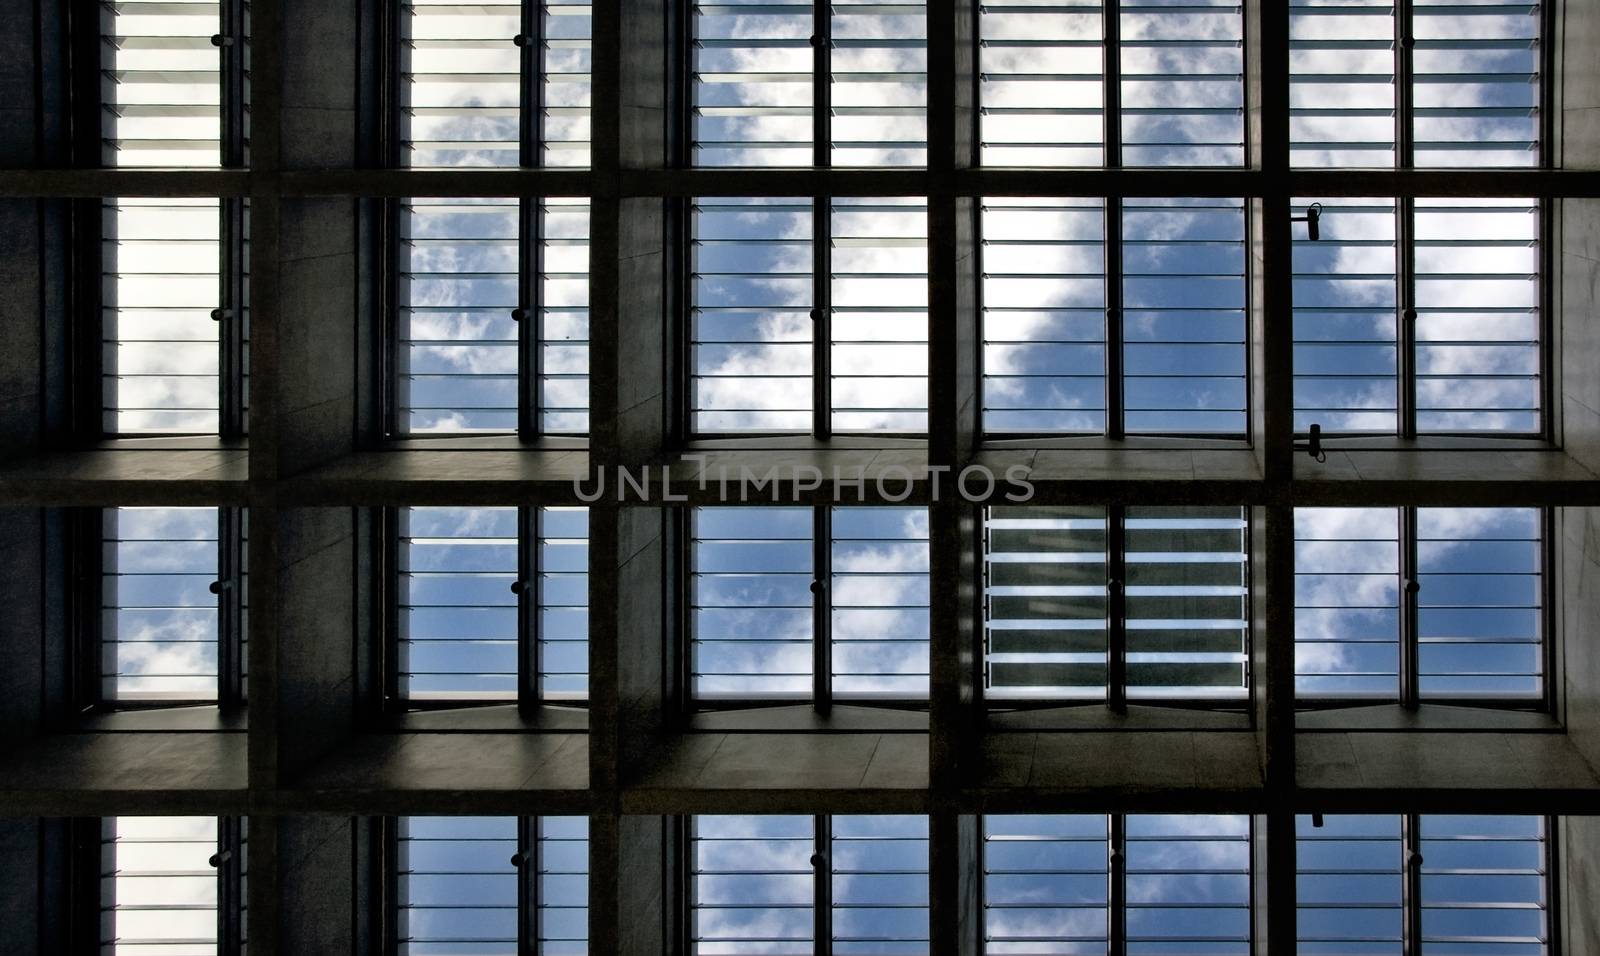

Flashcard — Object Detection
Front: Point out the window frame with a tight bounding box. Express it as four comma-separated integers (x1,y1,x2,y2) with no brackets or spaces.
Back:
1293,505,1555,713
680,505,933,714
378,505,588,712
980,505,1256,713
69,506,249,713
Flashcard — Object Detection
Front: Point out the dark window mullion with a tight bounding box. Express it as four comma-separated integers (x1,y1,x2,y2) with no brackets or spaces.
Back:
219,198,249,440
816,814,833,956
519,199,545,440
380,818,401,956
74,508,107,710
383,508,405,709
1396,0,1414,170
219,0,248,168
520,0,543,168
1108,506,1128,711
1402,813,1423,956
215,815,246,956
814,506,832,714
519,507,541,710
1109,814,1127,956
1105,1,1125,439
814,1,831,168
1400,506,1420,709
217,506,247,710
814,198,832,439
1397,198,1417,439
518,815,540,956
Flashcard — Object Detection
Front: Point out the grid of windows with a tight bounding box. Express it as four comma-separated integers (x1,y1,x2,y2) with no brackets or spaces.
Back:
1293,507,1545,704
689,506,931,704
395,506,589,703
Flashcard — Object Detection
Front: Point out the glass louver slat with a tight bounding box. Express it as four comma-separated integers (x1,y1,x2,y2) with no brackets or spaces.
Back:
830,816,931,955
101,0,233,168
979,2,1106,167
691,815,816,955
830,198,929,433
1289,0,1397,168
541,0,593,167
1293,507,1402,700
396,816,519,956
1118,0,1245,167
100,816,222,955
831,507,931,699
1412,0,1541,168
538,507,591,700
102,507,222,703
830,0,928,167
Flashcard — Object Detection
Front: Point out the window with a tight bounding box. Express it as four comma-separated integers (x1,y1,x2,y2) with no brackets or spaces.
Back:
392,506,589,705
392,1,592,437
982,814,1252,955
688,506,931,706
978,0,1245,167
1289,0,1543,168
690,1,927,167
984,507,1249,706
99,815,248,956
94,1,250,438
1296,814,1551,955
689,197,929,436
1293,507,1546,705
689,814,930,955
393,815,588,956
980,196,1248,437
88,507,248,709
1292,197,1542,436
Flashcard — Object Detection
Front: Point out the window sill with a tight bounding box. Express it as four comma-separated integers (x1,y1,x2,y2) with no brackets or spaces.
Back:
685,703,927,733
1296,703,1560,733
376,703,588,733
0,446,248,503
73,705,247,733
279,447,590,502
987,703,1252,732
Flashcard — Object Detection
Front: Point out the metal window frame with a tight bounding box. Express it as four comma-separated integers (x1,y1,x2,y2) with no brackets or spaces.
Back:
380,0,585,443
980,505,1256,714
1297,505,1556,713
382,505,576,713
71,506,247,714
86,814,248,956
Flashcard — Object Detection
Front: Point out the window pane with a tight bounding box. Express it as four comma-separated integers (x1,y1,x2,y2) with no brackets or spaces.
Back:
1119,0,1244,167
1413,198,1541,434
691,507,814,699
397,816,519,956
1122,198,1247,435
1292,197,1399,433
831,0,927,166
543,0,593,167
984,507,1110,701
832,816,929,955
540,817,589,955
831,199,929,433
1125,814,1251,956
1296,813,1404,955
979,2,1105,166
399,507,520,700
1419,815,1548,955
539,507,590,700
832,507,931,699
1293,508,1401,700
101,815,220,955
692,815,815,956
1290,0,1397,168
691,198,814,434
981,198,1108,434
103,507,221,703
1125,508,1248,700
542,199,592,433
402,0,521,168
101,0,226,167
103,198,223,435
1412,0,1541,168
1416,508,1543,700
692,0,814,167
982,814,1111,956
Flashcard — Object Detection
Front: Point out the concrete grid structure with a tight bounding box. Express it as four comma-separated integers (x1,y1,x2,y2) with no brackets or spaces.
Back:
3,0,1600,953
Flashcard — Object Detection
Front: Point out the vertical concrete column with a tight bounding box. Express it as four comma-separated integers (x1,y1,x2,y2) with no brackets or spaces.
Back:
1254,810,1298,955
590,504,671,793
1561,508,1600,772
1559,199,1600,471
930,497,980,788
1253,504,1294,789
0,509,48,741
0,820,43,954
277,816,373,955
929,811,981,956
1561,816,1600,956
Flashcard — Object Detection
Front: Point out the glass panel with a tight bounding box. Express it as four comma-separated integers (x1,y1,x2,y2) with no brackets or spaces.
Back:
831,816,930,955
692,815,815,956
1419,815,1548,955
831,507,931,699
399,507,520,700
1125,815,1251,955
691,1,814,166
542,0,593,167
1289,0,1397,168
538,817,589,956
1124,508,1248,700
981,198,1108,434
979,1,1105,166
1121,198,1247,435
101,816,220,955
831,0,927,166
538,507,590,701
691,507,814,699
1413,198,1541,434
831,198,929,433
1296,814,1404,955
1292,197,1400,434
541,198,592,433
982,815,1111,956
691,198,814,434
984,507,1110,701
1416,508,1543,700
102,198,223,435
401,0,521,168
1293,507,1401,700
1119,0,1244,166
1412,0,1541,168
396,816,518,956
102,507,221,703
101,0,225,167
